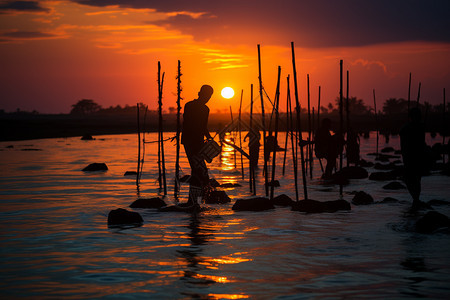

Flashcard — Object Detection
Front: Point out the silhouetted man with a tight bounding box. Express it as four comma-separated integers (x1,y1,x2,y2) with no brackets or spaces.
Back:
181,85,214,206
400,107,429,211
314,118,342,179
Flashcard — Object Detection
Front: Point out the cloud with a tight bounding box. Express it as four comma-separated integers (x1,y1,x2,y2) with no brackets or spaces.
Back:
70,0,450,48
0,30,65,42
0,1,50,14
351,59,388,73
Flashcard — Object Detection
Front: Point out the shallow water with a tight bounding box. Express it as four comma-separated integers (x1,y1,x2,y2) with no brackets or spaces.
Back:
0,132,449,299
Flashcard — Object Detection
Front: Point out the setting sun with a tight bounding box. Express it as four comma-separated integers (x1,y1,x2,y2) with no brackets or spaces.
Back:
221,87,235,99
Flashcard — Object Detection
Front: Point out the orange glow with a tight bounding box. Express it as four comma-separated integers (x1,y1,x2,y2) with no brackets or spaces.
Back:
207,294,249,299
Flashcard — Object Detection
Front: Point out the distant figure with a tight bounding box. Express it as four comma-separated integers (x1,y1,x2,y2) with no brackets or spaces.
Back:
314,118,343,179
264,132,281,162
244,129,261,170
400,107,430,211
181,85,214,206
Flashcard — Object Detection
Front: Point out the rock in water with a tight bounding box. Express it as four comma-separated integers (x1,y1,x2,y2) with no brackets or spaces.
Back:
81,134,94,140
82,163,108,171
323,200,351,212
383,181,406,190
124,171,138,176
352,191,374,205
415,211,450,233
272,194,295,206
129,197,166,208
232,197,274,211
108,208,143,225
204,190,231,204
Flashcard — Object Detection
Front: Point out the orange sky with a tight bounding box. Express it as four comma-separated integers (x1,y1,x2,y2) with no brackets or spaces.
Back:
0,0,449,113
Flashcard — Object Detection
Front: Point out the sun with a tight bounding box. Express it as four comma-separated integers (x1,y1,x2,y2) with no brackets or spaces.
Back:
221,87,235,99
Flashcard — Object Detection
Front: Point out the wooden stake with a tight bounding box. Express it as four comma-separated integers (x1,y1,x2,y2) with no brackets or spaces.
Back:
249,84,255,194
408,72,411,116
136,102,141,187
346,70,350,167
239,89,244,179
307,74,313,179
287,75,299,202
291,42,308,200
157,62,167,195
270,66,281,200
174,60,182,197
258,44,269,196
416,82,421,105
282,77,289,176
339,60,343,172
373,89,379,157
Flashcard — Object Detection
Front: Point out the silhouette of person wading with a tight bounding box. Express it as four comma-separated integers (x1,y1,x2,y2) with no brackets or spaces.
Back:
314,118,344,179
400,107,431,211
181,85,214,206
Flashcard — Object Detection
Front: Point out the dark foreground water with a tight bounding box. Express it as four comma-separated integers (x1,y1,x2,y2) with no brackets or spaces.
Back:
0,132,449,299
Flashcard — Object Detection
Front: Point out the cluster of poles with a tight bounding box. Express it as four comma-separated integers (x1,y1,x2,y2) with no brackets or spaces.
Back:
134,42,447,202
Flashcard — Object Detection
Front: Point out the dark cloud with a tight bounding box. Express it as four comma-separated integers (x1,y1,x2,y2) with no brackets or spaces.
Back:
0,1,49,13
2,30,57,39
72,0,450,47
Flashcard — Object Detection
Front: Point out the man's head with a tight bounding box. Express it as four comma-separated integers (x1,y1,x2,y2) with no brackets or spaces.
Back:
198,85,214,103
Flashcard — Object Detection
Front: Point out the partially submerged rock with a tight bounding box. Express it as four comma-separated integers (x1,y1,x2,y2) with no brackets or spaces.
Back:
352,191,374,205
272,194,295,206
82,163,108,171
383,181,406,190
381,146,395,153
369,171,398,181
81,134,94,140
266,180,280,187
204,190,231,204
291,199,351,213
415,211,450,233
219,183,242,188
108,208,143,225
124,171,138,176
129,197,166,208
232,197,274,211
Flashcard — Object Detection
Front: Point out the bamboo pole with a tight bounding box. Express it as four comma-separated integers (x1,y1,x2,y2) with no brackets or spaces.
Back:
174,60,182,197
136,102,141,187
346,70,350,167
270,66,281,200
408,72,411,116
239,89,244,179
416,82,421,105
291,41,308,200
282,77,290,176
287,75,299,202
157,62,167,195
140,105,148,181
373,89,379,157
443,88,446,165
317,85,324,173
249,84,255,194
307,74,313,179
339,60,343,172
258,44,269,196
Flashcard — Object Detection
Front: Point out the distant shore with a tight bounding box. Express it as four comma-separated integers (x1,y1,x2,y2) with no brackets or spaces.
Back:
1,112,447,142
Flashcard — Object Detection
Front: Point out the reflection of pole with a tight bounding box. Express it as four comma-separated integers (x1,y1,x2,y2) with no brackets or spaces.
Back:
291,42,308,200
239,89,244,179
258,44,268,196
174,60,182,197
136,103,141,187
230,106,237,169
270,66,281,200
373,89,379,157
